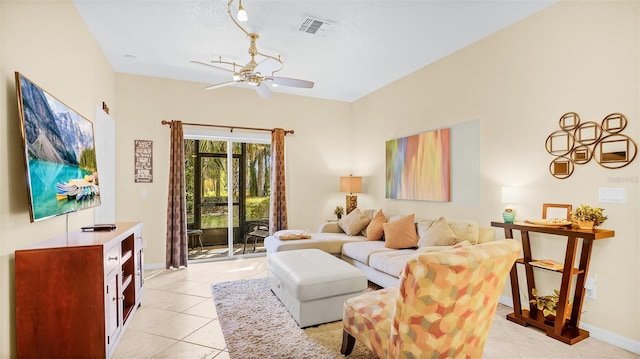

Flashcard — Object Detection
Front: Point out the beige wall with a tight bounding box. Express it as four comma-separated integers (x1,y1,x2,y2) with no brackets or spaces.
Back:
0,1,116,357
113,73,352,266
352,0,639,344
1,0,638,358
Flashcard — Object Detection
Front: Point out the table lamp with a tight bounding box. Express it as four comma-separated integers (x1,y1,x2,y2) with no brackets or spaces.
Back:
501,186,519,224
340,175,362,214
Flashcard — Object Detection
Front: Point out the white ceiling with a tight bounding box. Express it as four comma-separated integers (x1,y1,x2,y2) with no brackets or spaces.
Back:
73,0,555,102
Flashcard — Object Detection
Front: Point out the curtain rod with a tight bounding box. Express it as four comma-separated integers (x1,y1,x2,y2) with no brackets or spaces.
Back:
161,120,294,135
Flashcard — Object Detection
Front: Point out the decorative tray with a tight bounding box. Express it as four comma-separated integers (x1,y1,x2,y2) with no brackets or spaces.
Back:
524,219,573,228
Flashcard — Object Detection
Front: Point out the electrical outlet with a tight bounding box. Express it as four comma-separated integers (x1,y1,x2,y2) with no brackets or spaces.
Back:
585,285,596,300
585,275,597,300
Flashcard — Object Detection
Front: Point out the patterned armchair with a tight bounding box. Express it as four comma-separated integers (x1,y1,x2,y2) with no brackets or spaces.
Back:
341,239,521,358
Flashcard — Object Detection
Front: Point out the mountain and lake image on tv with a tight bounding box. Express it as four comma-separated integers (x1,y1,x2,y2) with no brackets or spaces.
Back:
15,72,100,222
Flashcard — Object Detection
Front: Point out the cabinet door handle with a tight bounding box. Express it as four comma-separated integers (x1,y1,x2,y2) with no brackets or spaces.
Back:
108,256,118,261
113,295,125,302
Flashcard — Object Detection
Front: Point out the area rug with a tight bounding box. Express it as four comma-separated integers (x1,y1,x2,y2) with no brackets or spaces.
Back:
211,277,376,359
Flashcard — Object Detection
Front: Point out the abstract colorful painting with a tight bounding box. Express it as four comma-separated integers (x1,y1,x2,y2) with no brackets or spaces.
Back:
385,128,450,201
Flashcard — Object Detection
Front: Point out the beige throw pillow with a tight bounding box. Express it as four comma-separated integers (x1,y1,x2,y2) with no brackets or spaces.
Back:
338,208,371,236
273,230,312,240
417,218,479,245
417,216,458,247
383,214,418,249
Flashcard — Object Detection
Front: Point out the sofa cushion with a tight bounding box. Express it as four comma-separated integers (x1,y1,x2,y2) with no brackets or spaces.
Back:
414,240,472,254
369,249,416,278
338,208,372,236
478,227,495,243
417,218,479,245
265,232,366,255
383,214,418,249
366,209,387,241
342,241,392,265
417,216,458,247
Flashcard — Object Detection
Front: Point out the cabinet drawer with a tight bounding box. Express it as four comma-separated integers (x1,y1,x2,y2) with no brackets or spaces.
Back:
104,245,121,273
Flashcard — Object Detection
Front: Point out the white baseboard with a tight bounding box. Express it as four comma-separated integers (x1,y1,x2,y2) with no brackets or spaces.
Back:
498,295,639,355
499,295,514,308
580,322,640,355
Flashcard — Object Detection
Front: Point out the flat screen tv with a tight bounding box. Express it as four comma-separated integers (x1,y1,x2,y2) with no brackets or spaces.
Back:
15,72,100,222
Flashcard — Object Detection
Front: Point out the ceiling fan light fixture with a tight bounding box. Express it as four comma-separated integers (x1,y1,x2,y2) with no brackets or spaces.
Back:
237,0,248,22
194,0,313,98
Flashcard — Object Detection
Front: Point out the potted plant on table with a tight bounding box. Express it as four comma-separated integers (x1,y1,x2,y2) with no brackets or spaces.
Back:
529,288,571,324
334,206,345,220
570,204,608,229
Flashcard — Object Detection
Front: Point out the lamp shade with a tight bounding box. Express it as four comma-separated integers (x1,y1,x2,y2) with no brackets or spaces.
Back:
501,186,519,204
340,176,362,194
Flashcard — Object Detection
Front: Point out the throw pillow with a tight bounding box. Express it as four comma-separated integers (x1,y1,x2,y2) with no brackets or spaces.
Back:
274,230,312,240
366,209,386,241
338,208,371,236
447,220,478,245
417,216,458,247
358,209,377,236
417,218,479,245
383,214,418,249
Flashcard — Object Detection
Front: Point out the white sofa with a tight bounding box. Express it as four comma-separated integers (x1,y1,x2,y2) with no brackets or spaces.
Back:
265,210,495,288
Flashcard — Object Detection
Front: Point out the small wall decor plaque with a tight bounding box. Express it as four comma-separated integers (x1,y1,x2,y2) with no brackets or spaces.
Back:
545,112,637,179
134,140,153,183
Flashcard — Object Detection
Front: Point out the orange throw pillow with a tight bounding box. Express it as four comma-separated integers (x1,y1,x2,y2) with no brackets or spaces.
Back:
366,209,386,241
383,214,418,249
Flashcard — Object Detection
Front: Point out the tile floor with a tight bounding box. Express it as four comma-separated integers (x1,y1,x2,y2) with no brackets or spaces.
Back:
113,256,638,359
188,244,265,261
112,256,269,359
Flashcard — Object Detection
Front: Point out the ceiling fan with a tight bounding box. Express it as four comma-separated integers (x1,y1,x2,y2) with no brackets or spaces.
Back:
192,0,314,99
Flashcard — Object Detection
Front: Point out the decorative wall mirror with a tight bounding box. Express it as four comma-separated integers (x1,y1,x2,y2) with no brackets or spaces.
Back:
574,121,601,145
548,157,574,179
546,130,574,156
546,112,638,178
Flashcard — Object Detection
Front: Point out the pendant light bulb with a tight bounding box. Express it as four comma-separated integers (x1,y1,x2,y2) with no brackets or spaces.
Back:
237,1,248,22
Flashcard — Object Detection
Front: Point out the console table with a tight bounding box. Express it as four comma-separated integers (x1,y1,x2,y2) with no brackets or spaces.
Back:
491,221,614,345
15,222,144,358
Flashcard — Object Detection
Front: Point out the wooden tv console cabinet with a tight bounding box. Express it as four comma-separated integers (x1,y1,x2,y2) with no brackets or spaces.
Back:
15,222,144,358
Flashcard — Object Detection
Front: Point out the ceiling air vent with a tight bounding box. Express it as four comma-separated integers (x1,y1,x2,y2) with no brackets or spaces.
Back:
298,17,332,36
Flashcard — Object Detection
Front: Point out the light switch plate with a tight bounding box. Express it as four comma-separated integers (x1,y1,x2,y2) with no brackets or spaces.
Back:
599,187,626,203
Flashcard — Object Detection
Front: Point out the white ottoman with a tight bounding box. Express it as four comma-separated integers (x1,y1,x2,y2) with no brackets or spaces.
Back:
268,248,367,327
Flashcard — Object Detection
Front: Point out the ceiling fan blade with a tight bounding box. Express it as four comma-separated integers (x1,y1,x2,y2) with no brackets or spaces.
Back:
204,81,237,90
268,77,314,89
254,83,272,99
253,58,281,75
191,60,235,73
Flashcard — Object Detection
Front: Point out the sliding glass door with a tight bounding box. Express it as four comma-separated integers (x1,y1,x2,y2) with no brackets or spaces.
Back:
185,139,270,261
